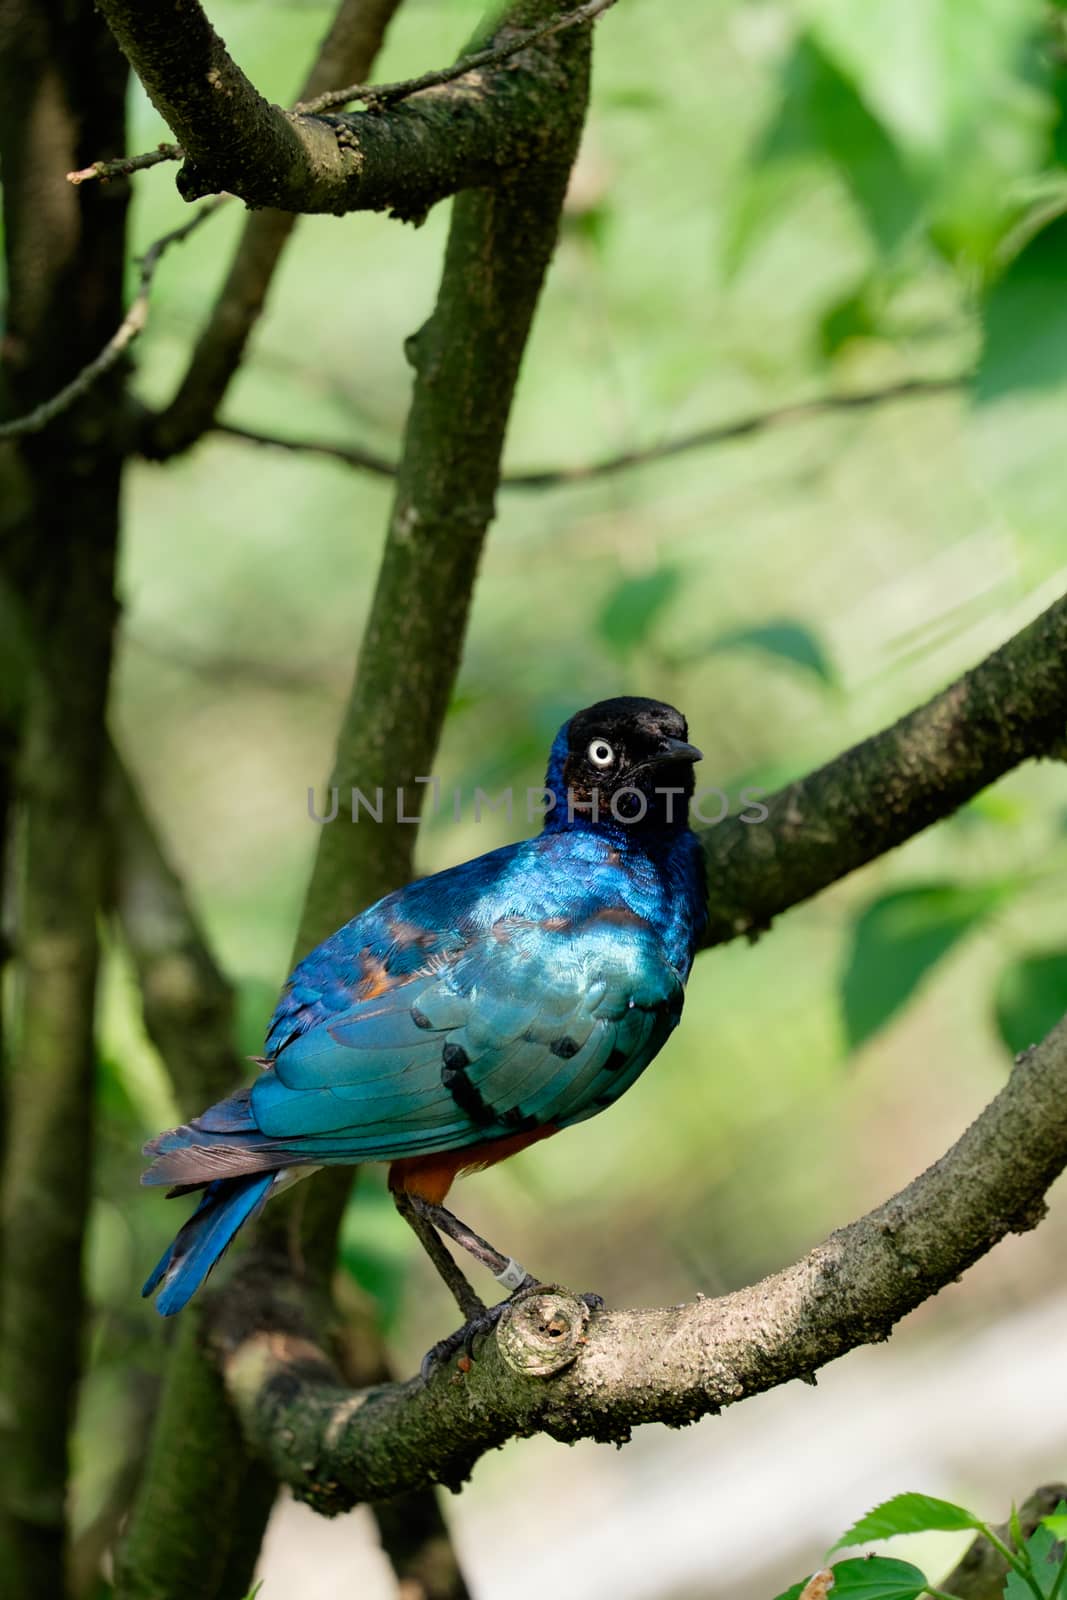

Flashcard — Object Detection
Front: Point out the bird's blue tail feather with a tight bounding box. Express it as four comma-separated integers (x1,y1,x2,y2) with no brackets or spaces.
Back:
143,1172,274,1315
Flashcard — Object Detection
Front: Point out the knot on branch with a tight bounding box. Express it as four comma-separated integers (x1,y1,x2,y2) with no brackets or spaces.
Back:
496,1289,591,1377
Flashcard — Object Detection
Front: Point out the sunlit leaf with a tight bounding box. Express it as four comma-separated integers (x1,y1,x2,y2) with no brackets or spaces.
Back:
994,952,1067,1055
775,1558,933,1600
825,1559,931,1600
596,567,681,658
1040,1513,1067,1542
801,0,1046,165
834,1492,983,1548
727,34,921,272
842,884,1009,1048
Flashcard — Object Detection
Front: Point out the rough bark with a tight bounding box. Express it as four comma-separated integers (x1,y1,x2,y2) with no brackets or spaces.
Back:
96,0,598,214
700,590,1067,946
0,2,129,1595
210,1015,1067,1507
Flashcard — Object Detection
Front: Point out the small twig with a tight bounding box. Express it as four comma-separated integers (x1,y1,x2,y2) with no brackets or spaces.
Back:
296,0,619,115
209,375,965,491
212,419,396,479
0,197,227,440
80,0,617,183
67,142,183,185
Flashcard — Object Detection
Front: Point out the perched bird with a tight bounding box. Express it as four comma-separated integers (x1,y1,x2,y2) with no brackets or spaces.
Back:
142,696,707,1361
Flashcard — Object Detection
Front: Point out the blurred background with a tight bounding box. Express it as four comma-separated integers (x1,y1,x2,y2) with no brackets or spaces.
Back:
79,0,1067,1595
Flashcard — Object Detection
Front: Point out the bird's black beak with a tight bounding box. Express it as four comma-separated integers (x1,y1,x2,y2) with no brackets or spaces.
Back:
649,737,703,767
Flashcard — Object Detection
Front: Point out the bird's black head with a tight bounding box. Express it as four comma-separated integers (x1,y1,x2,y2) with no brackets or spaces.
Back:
543,696,702,835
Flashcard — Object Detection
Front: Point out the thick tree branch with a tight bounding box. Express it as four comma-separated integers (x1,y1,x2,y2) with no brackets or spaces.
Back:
699,589,1067,946
97,0,604,214
208,1014,1067,1507
119,11,591,1596
143,0,403,459
286,28,591,963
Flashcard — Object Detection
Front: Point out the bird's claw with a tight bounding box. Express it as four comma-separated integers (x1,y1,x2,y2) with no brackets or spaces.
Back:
420,1285,604,1380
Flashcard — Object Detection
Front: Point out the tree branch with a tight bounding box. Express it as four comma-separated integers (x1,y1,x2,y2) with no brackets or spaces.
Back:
699,589,1067,947
208,1013,1067,1507
118,9,591,1595
142,0,404,459
0,198,225,442
96,0,606,213
0,4,129,1594
209,375,964,490
67,141,182,185
296,0,617,114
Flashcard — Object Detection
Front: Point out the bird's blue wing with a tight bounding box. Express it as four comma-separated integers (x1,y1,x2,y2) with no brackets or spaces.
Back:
143,895,684,1185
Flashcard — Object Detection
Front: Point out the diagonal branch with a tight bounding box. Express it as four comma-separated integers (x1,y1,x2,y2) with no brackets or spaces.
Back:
699,589,1067,947
210,1011,1067,1506
97,0,607,213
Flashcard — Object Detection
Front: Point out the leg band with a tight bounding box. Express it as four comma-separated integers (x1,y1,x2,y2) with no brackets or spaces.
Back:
494,1257,528,1292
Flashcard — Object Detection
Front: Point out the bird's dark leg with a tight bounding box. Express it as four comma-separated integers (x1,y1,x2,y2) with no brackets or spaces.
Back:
406,1196,538,1294
397,1194,603,1377
392,1190,486,1322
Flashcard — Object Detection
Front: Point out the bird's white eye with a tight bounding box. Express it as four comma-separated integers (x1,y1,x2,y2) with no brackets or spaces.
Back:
588,738,615,768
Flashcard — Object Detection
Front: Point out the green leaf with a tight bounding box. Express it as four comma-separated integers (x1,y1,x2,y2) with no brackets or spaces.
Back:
827,1558,932,1600
727,33,921,271
775,1558,935,1600
596,567,681,658
1040,1514,1067,1542
819,281,884,359
703,619,836,687
994,952,1067,1056
801,0,1047,165
801,0,1052,268
835,1492,984,1548
971,212,1067,566
842,886,1007,1048
1007,1509,1067,1598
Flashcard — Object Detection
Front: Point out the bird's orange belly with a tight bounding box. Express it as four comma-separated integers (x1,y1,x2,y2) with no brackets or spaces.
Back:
388,1123,559,1205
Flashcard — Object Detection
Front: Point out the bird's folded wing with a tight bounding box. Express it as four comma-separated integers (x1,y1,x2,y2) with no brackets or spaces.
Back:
143,908,685,1187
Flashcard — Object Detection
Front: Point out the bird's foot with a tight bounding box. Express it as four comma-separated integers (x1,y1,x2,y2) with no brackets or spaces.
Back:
421,1286,603,1379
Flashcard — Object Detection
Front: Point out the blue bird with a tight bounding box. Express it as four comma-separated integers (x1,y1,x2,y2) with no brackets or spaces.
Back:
142,697,707,1360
